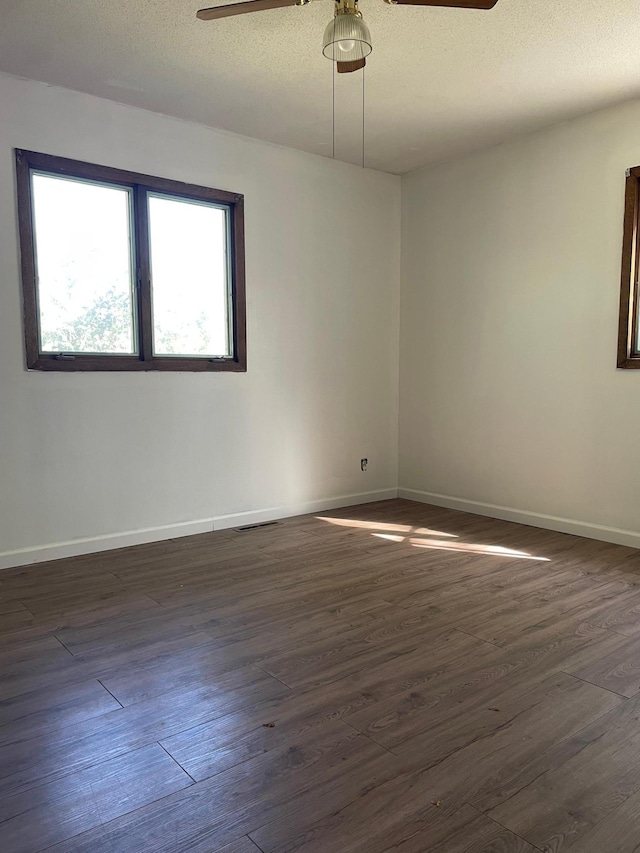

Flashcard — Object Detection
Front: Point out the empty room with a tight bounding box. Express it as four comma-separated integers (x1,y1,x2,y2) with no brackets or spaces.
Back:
3,0,640,850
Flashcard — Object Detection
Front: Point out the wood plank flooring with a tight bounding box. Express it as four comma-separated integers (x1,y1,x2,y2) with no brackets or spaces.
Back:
2,499,640,852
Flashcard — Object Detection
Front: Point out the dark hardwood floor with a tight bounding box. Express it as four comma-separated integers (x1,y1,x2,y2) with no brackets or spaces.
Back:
2,498,640,852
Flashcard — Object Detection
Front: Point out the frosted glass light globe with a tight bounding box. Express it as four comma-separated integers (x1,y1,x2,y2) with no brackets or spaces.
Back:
322,13,372,63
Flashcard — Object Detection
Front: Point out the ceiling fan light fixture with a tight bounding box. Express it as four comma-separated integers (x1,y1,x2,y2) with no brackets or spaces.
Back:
322,12,372,63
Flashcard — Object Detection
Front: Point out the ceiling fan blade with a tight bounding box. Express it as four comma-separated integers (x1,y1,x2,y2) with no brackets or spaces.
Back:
337,58,366,73
197,0,299,21
387,0,497,8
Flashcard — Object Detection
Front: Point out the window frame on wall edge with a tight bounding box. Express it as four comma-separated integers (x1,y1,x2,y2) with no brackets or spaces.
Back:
618,165,640,369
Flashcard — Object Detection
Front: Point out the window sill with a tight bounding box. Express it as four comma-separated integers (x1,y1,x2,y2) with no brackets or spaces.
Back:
617,356,640,369
28,355,247,372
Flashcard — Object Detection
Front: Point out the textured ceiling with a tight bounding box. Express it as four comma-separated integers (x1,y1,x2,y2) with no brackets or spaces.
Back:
2,0,640,173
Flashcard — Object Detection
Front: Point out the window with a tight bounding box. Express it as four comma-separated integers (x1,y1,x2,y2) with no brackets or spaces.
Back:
618,166,640,369
15,150,246,371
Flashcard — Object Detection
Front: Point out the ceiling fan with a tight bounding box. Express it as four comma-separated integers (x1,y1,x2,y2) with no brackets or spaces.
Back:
196,0,499,73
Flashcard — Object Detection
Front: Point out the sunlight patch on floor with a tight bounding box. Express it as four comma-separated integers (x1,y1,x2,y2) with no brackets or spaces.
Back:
318,516,550,561
318,518,414,533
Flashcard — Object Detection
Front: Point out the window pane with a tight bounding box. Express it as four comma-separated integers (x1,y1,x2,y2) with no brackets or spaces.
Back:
32,174,136,355
148,195,230,357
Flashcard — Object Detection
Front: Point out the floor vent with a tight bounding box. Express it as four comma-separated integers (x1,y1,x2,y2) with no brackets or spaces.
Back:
234,521,279,533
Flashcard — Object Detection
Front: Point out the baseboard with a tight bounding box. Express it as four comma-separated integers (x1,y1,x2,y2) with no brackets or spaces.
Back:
212,488,398,531
398,488,640,551
6,485,636,570
0,517,216,571
0,487,398,571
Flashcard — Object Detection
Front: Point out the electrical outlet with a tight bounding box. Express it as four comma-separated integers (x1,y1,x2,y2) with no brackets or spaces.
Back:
361,458,368,471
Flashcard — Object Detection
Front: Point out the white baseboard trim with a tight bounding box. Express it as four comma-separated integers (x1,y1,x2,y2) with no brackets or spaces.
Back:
212,488,398,531
0,488,398,571
398,488,640,551
0,517,216,571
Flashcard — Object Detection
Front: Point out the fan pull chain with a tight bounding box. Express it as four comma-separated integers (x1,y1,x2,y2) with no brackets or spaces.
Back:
332,17,336,160
362,62,365,169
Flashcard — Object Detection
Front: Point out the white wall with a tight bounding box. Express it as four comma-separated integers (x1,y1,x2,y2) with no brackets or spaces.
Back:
400,99,640,547
0,74,401,568
9,73,640,569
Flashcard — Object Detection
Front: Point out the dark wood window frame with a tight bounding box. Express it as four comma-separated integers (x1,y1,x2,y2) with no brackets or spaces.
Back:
618,166,640,369
15,149,246,372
